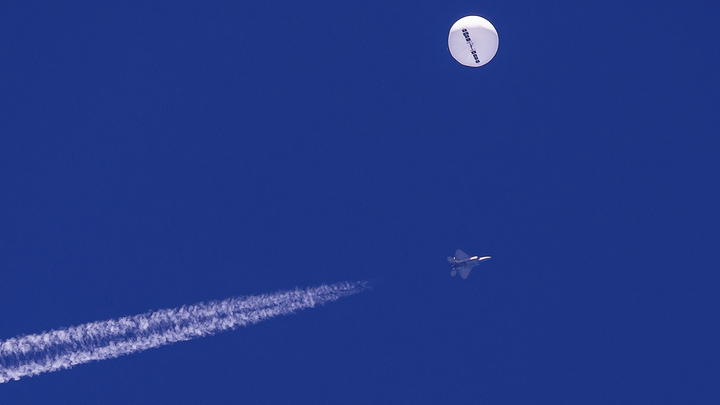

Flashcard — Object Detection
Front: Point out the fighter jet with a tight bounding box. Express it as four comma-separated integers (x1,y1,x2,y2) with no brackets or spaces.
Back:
448,249,491,279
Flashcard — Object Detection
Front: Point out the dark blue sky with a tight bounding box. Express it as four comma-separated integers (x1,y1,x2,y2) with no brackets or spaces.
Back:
1,1,718,403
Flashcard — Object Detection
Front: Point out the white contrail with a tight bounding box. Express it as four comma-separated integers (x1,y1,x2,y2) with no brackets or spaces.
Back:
0,281,368,384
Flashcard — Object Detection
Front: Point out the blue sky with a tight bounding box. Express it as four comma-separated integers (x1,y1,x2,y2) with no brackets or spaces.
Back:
1,1,719,403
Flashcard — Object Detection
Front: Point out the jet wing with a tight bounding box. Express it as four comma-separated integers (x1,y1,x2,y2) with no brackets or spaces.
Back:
454,249,470,260
457,264,477,279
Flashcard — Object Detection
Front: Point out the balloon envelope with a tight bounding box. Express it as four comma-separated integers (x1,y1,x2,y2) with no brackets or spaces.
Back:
448,16,498,67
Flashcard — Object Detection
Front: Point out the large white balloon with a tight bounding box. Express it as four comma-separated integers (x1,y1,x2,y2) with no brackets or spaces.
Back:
448,16,498,67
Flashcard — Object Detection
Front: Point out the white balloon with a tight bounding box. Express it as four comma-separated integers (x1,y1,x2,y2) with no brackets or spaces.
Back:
448,16,498,67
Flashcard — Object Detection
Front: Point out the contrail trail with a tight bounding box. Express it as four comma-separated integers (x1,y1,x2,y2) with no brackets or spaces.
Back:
0,281,368,384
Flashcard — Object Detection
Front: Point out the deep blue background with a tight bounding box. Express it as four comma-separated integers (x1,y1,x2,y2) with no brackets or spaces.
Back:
1,1,719,403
